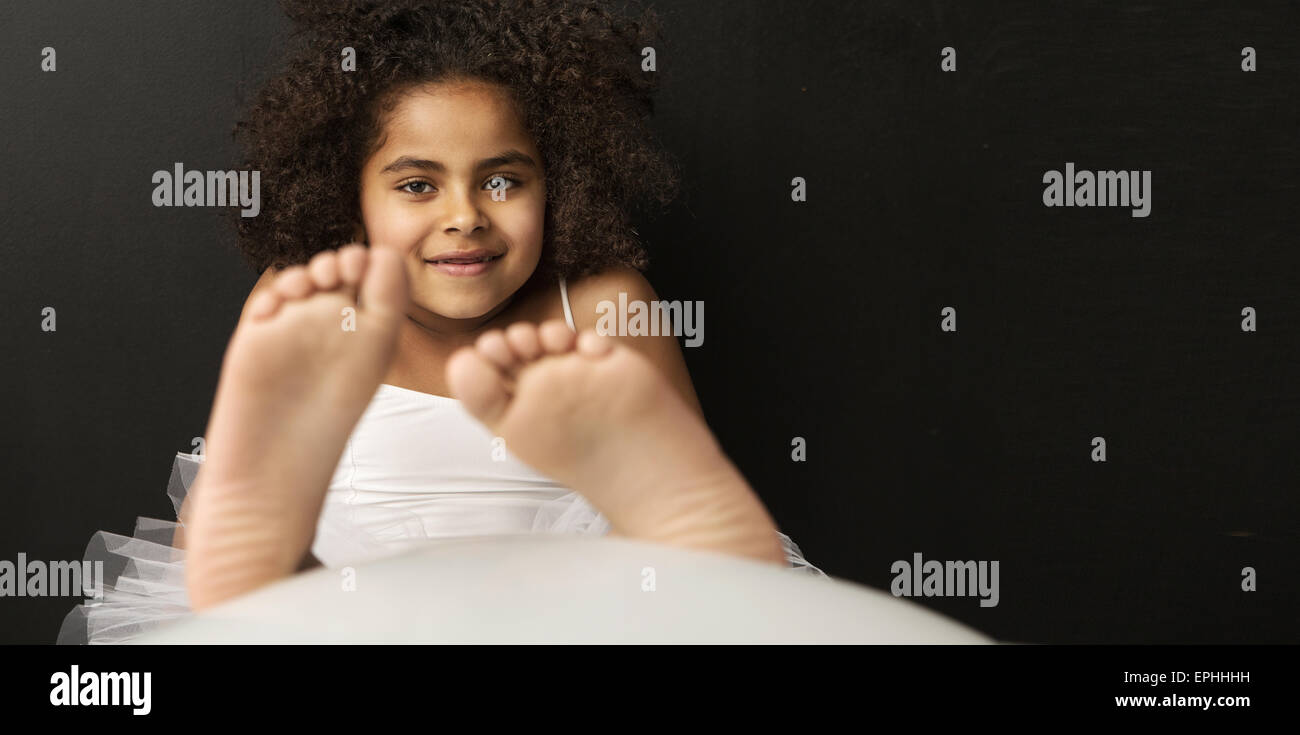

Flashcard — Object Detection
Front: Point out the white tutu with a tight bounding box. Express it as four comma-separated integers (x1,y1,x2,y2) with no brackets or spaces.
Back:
58,452,828,644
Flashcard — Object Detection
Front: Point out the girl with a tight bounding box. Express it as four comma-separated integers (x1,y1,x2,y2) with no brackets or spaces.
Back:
58,0,824,644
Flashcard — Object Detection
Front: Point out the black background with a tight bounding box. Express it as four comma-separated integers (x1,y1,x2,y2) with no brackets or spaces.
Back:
1,0,1297,644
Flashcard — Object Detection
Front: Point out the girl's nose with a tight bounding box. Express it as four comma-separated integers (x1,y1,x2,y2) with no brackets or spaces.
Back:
441,186,489,235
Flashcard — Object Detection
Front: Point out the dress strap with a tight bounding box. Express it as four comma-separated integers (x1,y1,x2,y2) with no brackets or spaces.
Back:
558,276,576,332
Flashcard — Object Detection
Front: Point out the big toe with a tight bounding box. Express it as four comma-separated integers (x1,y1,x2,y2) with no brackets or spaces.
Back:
446,347,512,427
359,247,410,318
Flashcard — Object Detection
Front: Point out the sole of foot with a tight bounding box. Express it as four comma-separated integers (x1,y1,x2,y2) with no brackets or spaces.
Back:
185,244,408,609
445,320,787,566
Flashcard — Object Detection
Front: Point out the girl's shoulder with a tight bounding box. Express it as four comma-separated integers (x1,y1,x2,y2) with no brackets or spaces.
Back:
561,265,658,331
561,265,703,415
510,265,657,332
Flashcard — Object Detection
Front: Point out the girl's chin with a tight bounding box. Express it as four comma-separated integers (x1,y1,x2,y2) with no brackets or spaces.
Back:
409,295,503,321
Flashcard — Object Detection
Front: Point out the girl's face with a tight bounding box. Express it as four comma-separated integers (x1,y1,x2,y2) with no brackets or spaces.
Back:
358,80,546,326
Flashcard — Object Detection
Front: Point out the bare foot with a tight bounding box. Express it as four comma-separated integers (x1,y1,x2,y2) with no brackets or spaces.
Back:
185,245,408,609
445,320,787,566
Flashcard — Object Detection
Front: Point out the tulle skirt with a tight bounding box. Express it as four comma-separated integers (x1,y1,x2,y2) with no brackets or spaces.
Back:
57,453,829,644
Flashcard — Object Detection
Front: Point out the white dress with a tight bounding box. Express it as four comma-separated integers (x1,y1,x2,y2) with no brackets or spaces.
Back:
57,278,826,644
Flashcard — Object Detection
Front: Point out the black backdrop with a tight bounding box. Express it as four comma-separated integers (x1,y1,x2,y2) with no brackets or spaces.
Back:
1,0,1297,644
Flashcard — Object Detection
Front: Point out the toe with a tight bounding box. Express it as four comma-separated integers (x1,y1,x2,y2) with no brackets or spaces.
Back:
576,330,613,357
307,250,341,291
358,246,409,318
337,244,367,286
475,330,520,374
274,266,313,300
446,347,512,426
504,322,543,362
537,320,577,354
245,290,283,321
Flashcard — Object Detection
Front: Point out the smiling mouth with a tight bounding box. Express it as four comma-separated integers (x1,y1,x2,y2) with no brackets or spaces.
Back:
424,254,503,265
422,252,504,277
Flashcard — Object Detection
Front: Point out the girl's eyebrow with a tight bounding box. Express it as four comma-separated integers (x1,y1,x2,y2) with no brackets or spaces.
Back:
379,149,537,174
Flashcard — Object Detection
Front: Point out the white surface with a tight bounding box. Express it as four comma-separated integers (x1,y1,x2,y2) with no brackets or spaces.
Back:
135,534,994,644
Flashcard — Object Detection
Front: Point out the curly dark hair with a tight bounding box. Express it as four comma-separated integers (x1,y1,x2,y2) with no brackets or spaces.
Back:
232,0,681,279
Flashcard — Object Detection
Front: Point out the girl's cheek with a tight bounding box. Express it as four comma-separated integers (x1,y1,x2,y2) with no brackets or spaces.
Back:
363,202,417,246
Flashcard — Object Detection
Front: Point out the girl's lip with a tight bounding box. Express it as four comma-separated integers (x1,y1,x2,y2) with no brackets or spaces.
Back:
424,248,502,262
424,254,502,277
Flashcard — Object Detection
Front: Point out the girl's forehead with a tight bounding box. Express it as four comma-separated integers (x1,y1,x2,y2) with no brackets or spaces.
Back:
382,82,530,147
390,82,522,132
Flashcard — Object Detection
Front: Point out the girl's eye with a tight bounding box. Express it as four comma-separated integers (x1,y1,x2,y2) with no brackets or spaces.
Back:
485,174,520,192
397,176,519,196
399,180,434,195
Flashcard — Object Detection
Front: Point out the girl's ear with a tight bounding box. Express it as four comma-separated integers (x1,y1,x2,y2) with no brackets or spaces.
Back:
350,220,367,245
